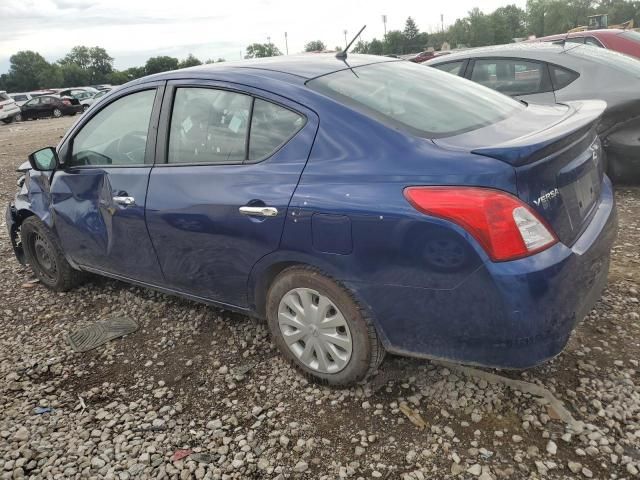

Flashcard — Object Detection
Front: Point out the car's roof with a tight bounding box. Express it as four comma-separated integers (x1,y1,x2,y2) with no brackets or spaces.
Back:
426,42,574,64
147,53,396,82
536,29,627,41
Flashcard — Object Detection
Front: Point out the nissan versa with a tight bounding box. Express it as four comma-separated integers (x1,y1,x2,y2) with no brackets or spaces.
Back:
6,54,617,385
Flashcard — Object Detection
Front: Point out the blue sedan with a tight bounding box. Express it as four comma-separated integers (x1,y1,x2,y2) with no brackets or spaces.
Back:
6,54,617,385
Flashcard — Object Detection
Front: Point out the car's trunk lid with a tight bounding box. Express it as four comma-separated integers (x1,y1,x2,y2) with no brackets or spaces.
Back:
433,100,606,246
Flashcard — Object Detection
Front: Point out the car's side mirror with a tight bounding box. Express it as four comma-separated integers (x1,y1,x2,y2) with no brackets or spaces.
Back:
28,147,59,171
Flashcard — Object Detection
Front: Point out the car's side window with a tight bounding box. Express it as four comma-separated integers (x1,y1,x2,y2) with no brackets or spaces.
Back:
471,59,546,96
69,89,156,167
433,61,465,76
41,97,53,105
168,88,252,164
585,36,604,48
567,37,585,44
549,65,580,90
25,98,40,106
249,99,305,161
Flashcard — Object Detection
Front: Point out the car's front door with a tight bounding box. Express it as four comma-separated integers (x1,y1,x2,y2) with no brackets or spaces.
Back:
468,58,556,104
22,97,41,118
145,81,318,307
50,83,165,283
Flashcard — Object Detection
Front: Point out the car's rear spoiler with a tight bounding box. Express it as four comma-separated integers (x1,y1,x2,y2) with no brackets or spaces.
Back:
470,100,606,166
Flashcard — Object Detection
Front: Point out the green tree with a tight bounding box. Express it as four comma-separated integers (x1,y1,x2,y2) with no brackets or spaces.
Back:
60,46,91,69
7,51,51,91
60,63,90,87
368,38,385,55
245,43,282,58
491,5,527,43
88,46,114,82
384,30,408,54
403,17,427,52
145,56,179,75
304,40,327,52
179,54,202,69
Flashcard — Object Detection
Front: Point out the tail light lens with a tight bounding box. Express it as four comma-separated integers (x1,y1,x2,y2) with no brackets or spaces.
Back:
404,187,558,262
62,99,71,106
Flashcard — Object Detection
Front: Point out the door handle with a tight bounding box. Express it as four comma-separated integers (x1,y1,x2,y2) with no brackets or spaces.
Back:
239,206,278,217
113,196,135,206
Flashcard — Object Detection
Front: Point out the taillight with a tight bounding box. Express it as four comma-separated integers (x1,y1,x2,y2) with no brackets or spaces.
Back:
62,99,71,106
404,187,558,262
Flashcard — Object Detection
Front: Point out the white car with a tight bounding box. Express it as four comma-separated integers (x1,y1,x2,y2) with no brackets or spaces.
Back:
0,91,21,124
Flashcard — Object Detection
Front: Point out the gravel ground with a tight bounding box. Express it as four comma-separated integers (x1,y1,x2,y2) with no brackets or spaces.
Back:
0,117,638,480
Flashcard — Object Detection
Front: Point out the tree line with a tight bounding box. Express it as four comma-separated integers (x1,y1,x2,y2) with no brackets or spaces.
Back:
1,0,638,92
0,48,226,93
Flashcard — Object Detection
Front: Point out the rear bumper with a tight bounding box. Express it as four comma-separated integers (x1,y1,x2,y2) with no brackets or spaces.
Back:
0,105,21,120
349,177,618,369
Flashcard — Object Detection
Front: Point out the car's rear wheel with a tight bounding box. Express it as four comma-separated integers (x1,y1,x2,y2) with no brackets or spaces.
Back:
52,108,62,118
21,217,84,291
82,104,89,112
266,266,384,385
14,113,22,122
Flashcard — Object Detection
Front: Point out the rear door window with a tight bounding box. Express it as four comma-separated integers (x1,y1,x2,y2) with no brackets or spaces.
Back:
549,65,580,90
168,88,252,164
249,99,305,161
432,61,466,76
470,59,548,96
307,60,524,138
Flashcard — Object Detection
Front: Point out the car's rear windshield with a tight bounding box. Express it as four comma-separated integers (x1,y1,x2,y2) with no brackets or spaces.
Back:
568,44,640,77
306,60,524,138
619,31,640,44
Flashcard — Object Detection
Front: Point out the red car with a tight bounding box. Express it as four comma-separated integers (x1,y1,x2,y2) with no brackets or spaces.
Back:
530,29,640,59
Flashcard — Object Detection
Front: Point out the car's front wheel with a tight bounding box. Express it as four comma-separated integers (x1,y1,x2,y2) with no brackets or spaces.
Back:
14,113,22,122
266,266,384,385
1,116,14,124
21,217,84,291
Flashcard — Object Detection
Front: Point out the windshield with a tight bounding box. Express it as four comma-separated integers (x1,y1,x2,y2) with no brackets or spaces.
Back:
307,60,524,138
619,31,640,44
568,44,640,77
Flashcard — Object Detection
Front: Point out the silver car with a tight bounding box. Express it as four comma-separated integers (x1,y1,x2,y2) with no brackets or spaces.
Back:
426,43,640,182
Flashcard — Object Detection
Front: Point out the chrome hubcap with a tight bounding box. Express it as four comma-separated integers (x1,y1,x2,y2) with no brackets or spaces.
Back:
278,288,352,374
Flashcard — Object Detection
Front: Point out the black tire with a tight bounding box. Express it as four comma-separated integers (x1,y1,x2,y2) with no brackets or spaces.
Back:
266,266,385,386
52,108,62,118
2,116,14,124
82,104,89,112
14,113,22,122
20,217,84,291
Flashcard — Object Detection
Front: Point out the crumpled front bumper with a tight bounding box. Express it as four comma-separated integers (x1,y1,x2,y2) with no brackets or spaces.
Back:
5,202,25,264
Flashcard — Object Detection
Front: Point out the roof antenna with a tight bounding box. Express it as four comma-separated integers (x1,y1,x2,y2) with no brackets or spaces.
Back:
336,25,366,60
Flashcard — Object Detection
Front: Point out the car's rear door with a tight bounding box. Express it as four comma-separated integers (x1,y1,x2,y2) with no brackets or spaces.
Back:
50,82,165,283
145,80,318,307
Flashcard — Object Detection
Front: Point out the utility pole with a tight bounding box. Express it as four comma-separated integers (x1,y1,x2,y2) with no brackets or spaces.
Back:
343,29,348,48
284,32,289,55
382,15,387,37
441,14,444,33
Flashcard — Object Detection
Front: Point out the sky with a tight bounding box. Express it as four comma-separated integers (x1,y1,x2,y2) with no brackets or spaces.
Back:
0,0,527,74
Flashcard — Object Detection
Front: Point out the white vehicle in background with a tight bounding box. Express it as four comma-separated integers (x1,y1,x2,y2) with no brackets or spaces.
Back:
0,91,22,124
